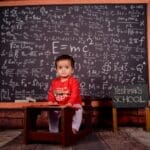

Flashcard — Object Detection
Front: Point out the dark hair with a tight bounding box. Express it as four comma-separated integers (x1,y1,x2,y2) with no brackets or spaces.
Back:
55,55,75,68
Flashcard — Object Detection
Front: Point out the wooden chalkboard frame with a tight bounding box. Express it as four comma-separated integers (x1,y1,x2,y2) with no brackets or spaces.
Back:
0,0,149,7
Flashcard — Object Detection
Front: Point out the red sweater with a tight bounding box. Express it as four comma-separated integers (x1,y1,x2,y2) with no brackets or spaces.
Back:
48,76,82,105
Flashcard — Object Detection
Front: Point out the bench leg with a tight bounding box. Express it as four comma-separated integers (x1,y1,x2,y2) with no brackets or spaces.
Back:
145,107,150,131
112,107,118,132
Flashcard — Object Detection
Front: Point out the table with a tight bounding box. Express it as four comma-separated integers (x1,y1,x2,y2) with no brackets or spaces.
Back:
23,105,92,146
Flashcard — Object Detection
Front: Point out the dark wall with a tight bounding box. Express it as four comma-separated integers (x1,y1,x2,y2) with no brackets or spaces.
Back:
0,4,148,101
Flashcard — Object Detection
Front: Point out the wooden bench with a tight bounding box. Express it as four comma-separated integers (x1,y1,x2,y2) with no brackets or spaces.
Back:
112,106,150,132
0,102,54,128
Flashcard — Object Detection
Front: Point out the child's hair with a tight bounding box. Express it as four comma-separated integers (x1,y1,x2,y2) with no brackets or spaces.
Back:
55,54,75,68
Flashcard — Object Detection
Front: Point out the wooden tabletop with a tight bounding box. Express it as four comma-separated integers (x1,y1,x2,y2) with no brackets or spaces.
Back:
0,102,58,109
0,102,78,110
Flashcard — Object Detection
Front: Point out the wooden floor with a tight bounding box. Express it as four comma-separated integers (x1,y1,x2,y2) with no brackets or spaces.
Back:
0,131,108,150
1,127,150,150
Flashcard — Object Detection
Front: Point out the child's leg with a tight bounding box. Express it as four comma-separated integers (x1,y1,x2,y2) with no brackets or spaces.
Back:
72,104,83,132
48,110,61,133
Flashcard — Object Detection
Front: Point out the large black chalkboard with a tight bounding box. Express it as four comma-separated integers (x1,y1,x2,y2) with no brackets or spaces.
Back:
0,4,148,102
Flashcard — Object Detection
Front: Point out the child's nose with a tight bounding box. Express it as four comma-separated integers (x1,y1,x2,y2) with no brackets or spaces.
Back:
62,68,66,71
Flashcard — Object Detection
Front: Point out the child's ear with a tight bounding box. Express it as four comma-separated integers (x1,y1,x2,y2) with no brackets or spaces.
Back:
56,72,59,77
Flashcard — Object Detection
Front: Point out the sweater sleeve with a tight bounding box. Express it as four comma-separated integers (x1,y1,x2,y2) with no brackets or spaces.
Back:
68,78,81,105
48,81,55,102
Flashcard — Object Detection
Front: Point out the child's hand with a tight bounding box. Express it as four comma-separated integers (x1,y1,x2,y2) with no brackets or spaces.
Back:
65,103,72,107
48,101,58,105
53,101,58,105
48,101,53,105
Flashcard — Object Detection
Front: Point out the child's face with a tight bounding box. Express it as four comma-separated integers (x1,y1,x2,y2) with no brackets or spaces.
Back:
56,59,74,78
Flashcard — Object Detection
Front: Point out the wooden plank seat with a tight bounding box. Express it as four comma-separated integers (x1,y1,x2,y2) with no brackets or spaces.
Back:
23,97,92,146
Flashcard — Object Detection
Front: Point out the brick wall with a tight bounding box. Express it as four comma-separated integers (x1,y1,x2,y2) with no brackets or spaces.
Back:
0,103,146,129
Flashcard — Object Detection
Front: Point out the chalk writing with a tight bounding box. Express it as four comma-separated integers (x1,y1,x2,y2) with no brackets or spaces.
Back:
0,4,148,103
113,84,149,107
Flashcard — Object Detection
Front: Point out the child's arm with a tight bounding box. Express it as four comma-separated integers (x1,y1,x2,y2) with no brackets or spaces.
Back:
67,78,81,105
48,81,57,104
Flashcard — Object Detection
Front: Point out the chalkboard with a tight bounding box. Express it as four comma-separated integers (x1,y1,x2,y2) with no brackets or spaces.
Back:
0,4,148,102
112,84,149,108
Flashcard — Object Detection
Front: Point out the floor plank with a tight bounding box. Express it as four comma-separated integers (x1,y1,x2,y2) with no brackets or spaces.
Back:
1,127,150,150
0,132,107,150
73,133,108,150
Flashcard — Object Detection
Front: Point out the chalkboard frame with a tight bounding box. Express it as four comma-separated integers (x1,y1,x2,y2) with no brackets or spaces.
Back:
0,0,149,7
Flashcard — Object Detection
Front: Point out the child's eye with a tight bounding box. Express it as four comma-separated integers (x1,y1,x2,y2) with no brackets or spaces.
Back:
65,66,69,69
58,66,62,69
